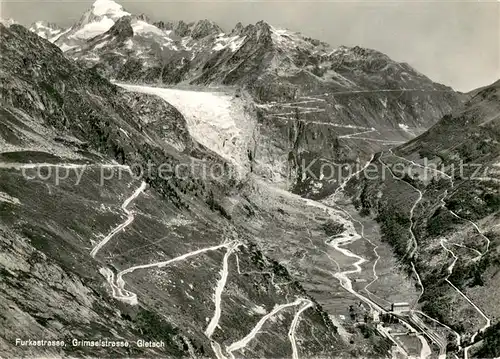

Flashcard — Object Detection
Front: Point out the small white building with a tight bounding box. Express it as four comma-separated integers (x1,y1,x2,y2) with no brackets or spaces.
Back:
391,302,410,313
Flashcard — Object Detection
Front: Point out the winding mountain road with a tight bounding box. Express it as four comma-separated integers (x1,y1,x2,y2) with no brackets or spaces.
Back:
225,298,310,359
205,242,242,338
388,148,452,183
448,210,491,254
90,181,147,258
288,299,314,359
103,242,235,305
331,154,375,200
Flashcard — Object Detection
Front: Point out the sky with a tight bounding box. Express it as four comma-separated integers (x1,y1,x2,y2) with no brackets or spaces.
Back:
1,0,498,92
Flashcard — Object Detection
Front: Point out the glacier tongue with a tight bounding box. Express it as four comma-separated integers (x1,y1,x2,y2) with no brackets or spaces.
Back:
117,84,256,178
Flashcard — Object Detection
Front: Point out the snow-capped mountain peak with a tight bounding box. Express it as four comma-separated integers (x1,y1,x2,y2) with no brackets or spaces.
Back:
52,0,131,48
28,3,456,104
91,0,130,18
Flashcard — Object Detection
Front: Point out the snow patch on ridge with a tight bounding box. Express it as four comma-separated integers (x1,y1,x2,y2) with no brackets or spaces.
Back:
94,40,109,50
1,18,17,28
71,17,115,39
30,21,62,39
0,192,21,205
132,20,166,36
398,123,414,136
213,34,246,52
60,43,78,52
124,39,134,49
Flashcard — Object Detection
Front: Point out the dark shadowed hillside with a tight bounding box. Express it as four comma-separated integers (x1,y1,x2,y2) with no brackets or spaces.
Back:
346,79,500,358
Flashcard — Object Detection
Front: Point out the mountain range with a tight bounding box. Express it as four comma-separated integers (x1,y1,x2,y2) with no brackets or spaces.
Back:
28,0,465,195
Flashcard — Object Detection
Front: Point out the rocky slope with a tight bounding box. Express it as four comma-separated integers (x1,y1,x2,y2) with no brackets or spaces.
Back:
346,80,500,357
1,23,393,359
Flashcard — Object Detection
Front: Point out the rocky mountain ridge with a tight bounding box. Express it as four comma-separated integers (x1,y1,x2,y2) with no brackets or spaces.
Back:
28,0,459,95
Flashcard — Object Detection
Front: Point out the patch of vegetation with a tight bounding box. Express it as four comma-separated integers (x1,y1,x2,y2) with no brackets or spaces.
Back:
349,323,392,357
420,293,466,334
377,208,411,256
475,322,500,358
426,208,461,237
446,183,500,221
40,81,63,106
449,250,500,289
321,220,345,236
358,323,377,338
207,190,231,219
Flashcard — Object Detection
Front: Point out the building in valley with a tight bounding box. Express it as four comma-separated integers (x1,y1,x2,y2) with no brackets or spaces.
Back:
391,302,410,313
